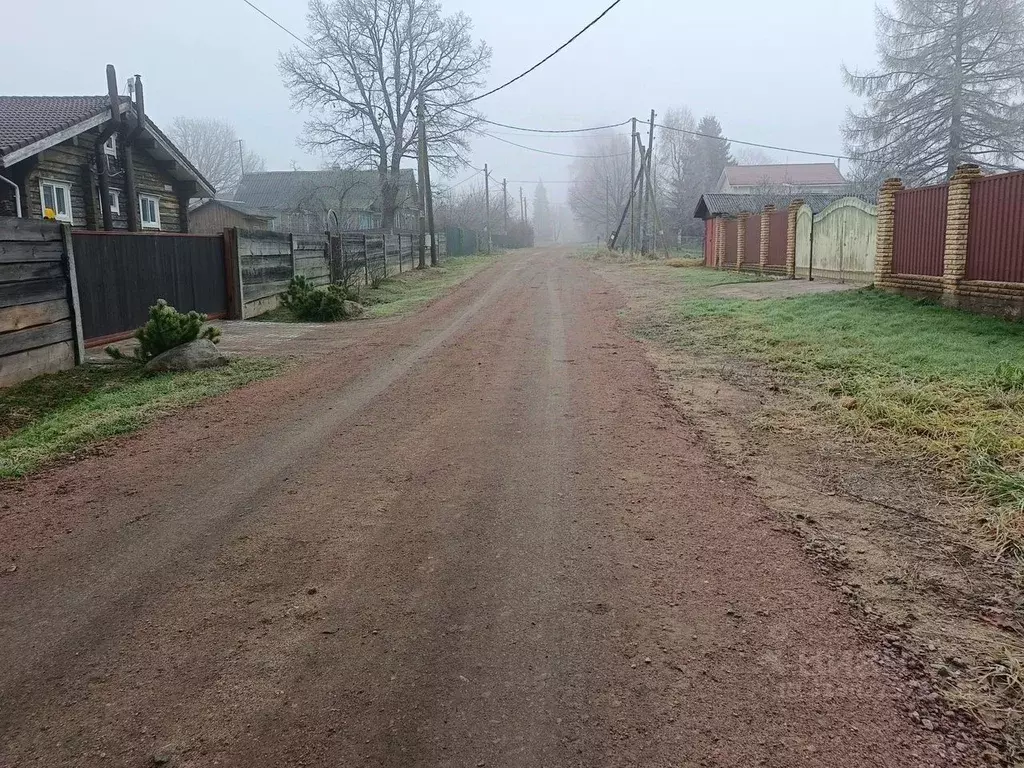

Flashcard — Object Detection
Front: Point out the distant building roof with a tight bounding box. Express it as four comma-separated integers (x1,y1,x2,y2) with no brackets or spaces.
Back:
723,163,847,188
693,191,875,219
235,169,419,213
0,95,215,196
190,198,275,219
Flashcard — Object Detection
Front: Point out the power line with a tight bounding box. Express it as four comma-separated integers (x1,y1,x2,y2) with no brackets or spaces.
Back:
453,0,628,106
239,0,311,48
483,132,629,159
454,109,631,135
642,118,879,165
440,169,485,190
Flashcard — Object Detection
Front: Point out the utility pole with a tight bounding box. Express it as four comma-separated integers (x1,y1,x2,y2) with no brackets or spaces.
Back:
605,177,611,243
238,139,246,177
520,187,525,222
418,99,438,266
642,109,656,255
502,178,508,235
416,101,427,269
484,164,491,255
636,136,647,255
629,116,637,253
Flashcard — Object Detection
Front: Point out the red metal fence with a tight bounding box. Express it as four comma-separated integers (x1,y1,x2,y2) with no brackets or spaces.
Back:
967,171,1024,283
767,210,788,267
724,219,738,265
704,219,715,265
743,215,760,264
893,185,947,276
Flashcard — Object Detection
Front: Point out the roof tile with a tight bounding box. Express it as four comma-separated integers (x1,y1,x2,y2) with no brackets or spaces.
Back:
0,96,117,156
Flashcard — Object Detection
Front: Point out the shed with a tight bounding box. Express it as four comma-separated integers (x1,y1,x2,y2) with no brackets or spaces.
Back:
189,198,275,234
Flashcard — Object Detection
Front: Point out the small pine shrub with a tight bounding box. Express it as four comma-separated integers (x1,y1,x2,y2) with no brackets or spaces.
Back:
281,276,358,322
107,299,220,362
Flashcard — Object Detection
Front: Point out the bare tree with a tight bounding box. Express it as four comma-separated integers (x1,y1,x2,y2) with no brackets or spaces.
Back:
168,117,266,197
656,108,698,240
568,132,633,242
844,0,1024,184
280,0,491,230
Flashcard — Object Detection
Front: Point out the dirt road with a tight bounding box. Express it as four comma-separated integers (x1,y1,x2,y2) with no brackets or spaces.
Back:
1,249,953,767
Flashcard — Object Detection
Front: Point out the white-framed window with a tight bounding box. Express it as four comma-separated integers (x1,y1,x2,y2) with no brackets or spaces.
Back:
39,180,73,223
103,135,117,157
108,189,121,215
139,195,161,229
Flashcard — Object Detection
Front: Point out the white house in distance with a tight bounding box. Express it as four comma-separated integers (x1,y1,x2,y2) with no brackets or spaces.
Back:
715,163,847,195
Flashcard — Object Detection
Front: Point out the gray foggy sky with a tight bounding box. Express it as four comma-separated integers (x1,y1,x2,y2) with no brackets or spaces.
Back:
2,0,882,201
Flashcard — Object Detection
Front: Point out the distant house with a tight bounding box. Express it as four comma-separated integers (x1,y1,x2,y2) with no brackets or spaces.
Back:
715,163,847,195
233,169,420,234
189,198,275,234
0,93,214,232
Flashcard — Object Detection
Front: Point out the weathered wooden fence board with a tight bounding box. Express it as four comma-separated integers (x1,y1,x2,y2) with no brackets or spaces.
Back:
73,232,227,342
809,197,878,283
237,230,292,319
0,217,81,387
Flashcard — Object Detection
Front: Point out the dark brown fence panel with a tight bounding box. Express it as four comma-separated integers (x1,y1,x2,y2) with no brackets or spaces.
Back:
0,218,80,386
967,171,1024,283
742,215,760,265
73,231,227,343
893,185,947,276
723,219,738,266
767,210,788,267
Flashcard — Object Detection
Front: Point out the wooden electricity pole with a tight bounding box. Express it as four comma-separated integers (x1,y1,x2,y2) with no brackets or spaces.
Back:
636,135,647,254
642,109,656,255
629,117,637,253
416,102,427,269
520,187,525,221
484,164,491,255
418,99,438,266
502,178,508,236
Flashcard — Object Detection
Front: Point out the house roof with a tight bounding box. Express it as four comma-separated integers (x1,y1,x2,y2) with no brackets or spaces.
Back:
0,95,115,157
234,169,419,213
190,198,275,220
724,163,847,188
0,95,215,197
693,192,875,219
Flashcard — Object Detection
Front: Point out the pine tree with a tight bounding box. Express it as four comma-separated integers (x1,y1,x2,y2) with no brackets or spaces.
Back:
693,116,733,195
844,0,1024,184
533,182,554,245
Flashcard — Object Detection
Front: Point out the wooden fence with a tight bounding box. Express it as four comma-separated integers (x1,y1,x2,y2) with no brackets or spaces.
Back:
796,198,878,284
0,219,84,387
72,231,227,344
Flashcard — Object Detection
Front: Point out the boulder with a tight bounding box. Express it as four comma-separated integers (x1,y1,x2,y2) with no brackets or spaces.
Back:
343,300,365,318
144,339,229,373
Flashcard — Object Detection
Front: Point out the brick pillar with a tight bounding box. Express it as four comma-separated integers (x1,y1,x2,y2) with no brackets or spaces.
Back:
942,164,983,301
715,217,726,269
874,177,904,286
786,199,803,279
760,205,774,273
736,213,748,271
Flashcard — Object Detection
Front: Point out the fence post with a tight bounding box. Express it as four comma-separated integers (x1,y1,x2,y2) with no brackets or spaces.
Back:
873,178,904,287
363,234,369,285
224,227,244,320
760,205,773,274
942,164,983,303
289,233,297,282
736,213,748,271
786,200,803,279
714,217,726,269
60,223,86,364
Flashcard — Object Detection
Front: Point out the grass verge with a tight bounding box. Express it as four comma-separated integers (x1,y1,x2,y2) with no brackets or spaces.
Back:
634,267,1024,553
361,255,497,318
0,357,281,478
253,256,498,323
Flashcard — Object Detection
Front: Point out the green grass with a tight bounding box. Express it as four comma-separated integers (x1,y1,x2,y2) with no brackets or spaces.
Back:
0,358,281,478
361,255,497,318
638,273,1024,552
